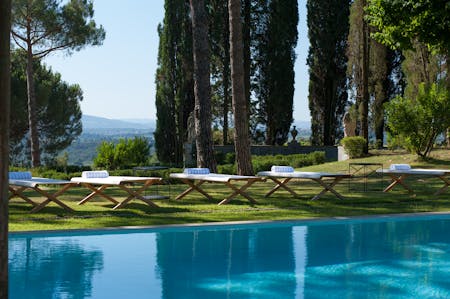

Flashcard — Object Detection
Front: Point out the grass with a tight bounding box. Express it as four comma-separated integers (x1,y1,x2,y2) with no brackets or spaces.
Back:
9,148,450,232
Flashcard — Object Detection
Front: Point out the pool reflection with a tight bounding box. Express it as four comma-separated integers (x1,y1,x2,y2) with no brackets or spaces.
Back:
9,236,103,299
9,216,450,298
155,226,302,299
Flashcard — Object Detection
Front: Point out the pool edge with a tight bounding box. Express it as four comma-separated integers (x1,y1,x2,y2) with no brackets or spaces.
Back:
10,210,450,235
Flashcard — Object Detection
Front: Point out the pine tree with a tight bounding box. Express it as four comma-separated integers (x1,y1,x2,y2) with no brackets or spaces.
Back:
190,0,217,171
229,0,253,175
10,51,83,165
307,0,350,145
11,0,105,167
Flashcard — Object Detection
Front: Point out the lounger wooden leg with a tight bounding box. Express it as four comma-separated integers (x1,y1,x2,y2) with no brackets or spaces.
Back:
265,178,298,197
113,181,159,209
435,176,450,195
384,174,414,193
176,180,212,200
78,184,119,205
8,186,38,207
311,178,345,200
30,184,75,213
218,180,258,205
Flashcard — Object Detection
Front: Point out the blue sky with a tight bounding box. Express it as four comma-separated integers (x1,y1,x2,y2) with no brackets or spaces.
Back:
44,0,310,122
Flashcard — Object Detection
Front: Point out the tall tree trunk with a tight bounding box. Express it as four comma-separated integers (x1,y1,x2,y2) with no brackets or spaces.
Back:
26,43,41,167
229,0,253,175
190,0,217,171
360,13,370,154
222,5,230,145
446,53,450,148
242,0,251,116
0,0,11,297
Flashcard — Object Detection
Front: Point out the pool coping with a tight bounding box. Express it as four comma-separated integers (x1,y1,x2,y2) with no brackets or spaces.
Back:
10,210,450,235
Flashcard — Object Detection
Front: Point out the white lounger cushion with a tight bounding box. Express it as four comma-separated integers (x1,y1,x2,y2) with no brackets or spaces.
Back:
271,166,295,173
170,172,260,182
257,171,349,179
390,164,411,171
82,170,109,179
184,168,210,175
9,171,32,180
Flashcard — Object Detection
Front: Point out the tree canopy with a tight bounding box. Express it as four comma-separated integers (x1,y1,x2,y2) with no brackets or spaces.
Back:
366,0,450,52
11,0,105,167
385,83,450,158
10,50,82,166
11,0,105,58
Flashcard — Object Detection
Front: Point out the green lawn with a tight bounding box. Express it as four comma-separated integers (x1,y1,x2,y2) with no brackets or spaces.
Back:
9,149,450,232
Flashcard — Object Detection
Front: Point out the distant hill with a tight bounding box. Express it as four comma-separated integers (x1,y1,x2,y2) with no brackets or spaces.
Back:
82,115,155,130
293,120,310,129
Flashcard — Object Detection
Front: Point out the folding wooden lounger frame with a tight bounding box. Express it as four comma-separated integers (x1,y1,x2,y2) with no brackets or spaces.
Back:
257,171,351,200
376,168,450,196
71,176,164,209
9,178,76,213
170,173,264,205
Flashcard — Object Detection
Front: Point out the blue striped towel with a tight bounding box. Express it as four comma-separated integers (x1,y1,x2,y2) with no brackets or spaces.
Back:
389,164,411,171
184,168,210,175
82,170,109,179
271,166,295,173
9,171,32,180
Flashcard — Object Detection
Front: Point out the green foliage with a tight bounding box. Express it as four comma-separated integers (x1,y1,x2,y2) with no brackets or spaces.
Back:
93,141,115,169
366,0,450,53
251,152,326,173
11,0,105,58
307,0,350,145
93,137,151,170
385,83,450,158
213,151,326,174
10,50,82,165
341,137,367,158
402,42,441,99
254,0,299,145
154,0,194,166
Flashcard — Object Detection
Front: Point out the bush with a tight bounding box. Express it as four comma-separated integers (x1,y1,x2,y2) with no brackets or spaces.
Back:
94,137,151,170
385,83,450,158
341,137,367,158
251,152,326,173
217,164,236,174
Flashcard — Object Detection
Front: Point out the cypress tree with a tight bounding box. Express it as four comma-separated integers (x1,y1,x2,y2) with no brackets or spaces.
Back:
307,0,350,145
348,0,406,149
254,0,298,145
155,0,194,166
209,0,231,145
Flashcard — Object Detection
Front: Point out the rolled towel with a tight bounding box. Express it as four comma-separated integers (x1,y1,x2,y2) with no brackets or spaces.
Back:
82,170,109,179
389,164,411,171
184,168,210,175
9,171,32,180
271,166,295,173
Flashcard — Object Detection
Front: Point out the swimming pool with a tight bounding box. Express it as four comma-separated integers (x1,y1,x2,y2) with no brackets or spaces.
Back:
9,214,450,298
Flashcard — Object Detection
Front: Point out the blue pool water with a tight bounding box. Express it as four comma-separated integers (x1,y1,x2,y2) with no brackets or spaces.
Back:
9,214,450,298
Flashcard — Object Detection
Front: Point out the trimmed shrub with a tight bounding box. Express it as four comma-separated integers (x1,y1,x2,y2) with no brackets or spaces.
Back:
251,152,326,173
341,137,366,158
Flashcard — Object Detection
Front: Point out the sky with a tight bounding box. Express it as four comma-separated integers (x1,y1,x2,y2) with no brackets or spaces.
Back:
44,0,310,122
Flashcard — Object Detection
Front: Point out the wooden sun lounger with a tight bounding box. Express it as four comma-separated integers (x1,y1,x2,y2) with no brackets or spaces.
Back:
9,178,76,213
376,168,450,195
169,173,264,205
71,176,163,209
257,171,351,200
